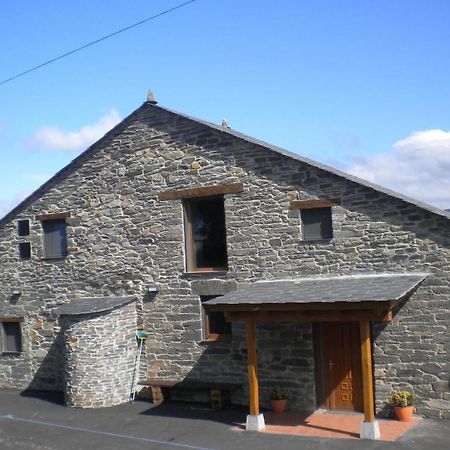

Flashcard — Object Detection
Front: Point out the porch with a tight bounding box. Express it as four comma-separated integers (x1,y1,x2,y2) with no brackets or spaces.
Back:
205,273,426,440
259,410,420,441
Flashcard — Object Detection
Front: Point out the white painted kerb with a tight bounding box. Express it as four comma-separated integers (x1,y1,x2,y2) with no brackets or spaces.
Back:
360,420,380,440
246,414,265,431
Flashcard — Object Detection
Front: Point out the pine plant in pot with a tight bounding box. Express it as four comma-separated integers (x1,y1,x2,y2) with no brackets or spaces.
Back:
270,387,292,413
388,390,415,422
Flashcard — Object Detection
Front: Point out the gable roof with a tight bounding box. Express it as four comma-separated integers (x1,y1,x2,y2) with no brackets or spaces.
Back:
1,100,449,227
158,104,450,221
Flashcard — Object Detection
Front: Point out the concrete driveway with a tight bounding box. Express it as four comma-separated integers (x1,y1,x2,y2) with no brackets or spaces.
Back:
0,389,448,450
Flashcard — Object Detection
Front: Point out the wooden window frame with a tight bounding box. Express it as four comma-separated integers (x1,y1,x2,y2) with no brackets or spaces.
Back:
300,206,333,241
41,218,68,260
183,196,228,273
201,296,231,342
1,320,23,354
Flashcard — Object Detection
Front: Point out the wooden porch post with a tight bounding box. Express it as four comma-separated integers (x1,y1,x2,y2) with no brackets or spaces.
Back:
245,320,265,430
246,320,259,415
359,320,380,439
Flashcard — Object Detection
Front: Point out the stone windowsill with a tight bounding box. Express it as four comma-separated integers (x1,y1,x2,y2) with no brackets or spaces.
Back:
41,256,68,262
182,271,229,278
299,238,334,244
298,236,360,245
0,352,23,357
199,338,232,345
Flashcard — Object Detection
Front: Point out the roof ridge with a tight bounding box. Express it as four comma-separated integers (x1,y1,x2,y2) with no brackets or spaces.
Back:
1,101,449,227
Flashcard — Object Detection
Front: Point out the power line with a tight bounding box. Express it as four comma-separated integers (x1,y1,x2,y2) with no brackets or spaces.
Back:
0,0,197,86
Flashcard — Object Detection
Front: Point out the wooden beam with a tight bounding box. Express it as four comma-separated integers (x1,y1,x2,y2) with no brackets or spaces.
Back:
224,309,393,323
290,198,340,209
0,317,24,322
360,321,375,423
205,300,396,313
159,182,244,201
246,320,259,416
36,212,71,220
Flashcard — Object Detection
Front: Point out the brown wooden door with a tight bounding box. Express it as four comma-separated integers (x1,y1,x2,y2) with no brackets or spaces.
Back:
322,322,363,411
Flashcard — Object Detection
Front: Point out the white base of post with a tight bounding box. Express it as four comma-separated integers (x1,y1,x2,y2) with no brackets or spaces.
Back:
246,413,265,431
360,420,380,440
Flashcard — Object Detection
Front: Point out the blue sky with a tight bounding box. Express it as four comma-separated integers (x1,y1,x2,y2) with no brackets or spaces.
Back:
1,0,450,217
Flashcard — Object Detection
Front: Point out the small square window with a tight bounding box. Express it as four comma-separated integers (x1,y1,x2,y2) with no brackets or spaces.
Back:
183,196,228,272
201,295,231,341
1,321,22,353
17,220,30,236
301,207,333,241
42,219,68,259
19,242,31,259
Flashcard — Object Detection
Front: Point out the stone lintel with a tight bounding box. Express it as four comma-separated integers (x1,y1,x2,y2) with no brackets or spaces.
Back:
36,212,71,221
159,182,243,201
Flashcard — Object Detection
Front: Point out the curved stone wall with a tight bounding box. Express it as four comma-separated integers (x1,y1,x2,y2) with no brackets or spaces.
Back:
60,297,137,408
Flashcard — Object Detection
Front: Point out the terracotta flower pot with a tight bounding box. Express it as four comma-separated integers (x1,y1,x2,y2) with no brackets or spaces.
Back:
394,406,414,422
271,399,288,413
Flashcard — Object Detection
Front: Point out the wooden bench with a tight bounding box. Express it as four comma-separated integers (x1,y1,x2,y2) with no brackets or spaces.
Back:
138,379,242,410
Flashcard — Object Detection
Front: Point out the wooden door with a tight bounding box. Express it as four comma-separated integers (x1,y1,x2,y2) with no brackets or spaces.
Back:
322,322,363,411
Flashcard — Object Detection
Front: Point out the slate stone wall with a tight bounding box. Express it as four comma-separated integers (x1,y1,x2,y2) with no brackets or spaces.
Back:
61,301,137,408
0,103,448,417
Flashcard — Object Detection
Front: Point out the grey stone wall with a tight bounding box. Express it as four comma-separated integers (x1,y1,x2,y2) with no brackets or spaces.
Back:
0,102,448,417
61,301,137,408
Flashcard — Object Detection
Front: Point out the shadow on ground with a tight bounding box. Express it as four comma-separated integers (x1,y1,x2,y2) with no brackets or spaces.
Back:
138,399,247,427
20,389,65,405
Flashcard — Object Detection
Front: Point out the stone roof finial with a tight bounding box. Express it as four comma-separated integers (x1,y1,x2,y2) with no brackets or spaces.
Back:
221,118,230,128
147,89,157,104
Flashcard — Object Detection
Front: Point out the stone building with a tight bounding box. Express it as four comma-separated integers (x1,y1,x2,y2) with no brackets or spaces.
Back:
0,97,449,438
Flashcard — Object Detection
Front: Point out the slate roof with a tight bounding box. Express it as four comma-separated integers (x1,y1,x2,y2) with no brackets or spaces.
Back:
57,295,136,316
204,273,427,306
159,104,450,221
1,101,449,226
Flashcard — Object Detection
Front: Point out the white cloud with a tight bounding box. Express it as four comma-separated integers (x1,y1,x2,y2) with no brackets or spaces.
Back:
27,109,121,152
0,191,31,219
346,129,450,209
0,201,10,219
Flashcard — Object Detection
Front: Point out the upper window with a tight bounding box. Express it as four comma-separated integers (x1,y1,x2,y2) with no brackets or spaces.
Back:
17,220,30,236
183,196,228,272
301,207,333,241
42,219,68,259
1,321,22,354
200,296,231,341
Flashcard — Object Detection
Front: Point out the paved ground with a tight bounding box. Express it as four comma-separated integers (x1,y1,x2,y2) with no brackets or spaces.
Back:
0,389,448,450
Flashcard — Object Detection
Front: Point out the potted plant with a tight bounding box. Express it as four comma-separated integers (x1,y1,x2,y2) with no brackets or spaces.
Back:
270,387,292,413
388,390,415,422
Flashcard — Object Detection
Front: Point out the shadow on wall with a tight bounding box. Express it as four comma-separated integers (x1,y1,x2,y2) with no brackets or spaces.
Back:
144,321,316,413
23,327,65,399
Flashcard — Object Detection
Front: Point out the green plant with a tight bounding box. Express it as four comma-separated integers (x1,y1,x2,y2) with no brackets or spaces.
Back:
270,386,292,401
388,390,415,407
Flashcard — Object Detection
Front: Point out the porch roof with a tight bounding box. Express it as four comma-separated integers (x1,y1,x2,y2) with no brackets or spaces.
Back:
57,296,136,316
204,273,427,308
